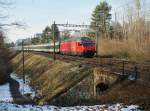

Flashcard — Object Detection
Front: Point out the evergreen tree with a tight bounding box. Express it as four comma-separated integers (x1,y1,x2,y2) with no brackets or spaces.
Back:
41,26,52,43
51,24,60,42
31,37,41,45
91,1,112,37
61,30,70,41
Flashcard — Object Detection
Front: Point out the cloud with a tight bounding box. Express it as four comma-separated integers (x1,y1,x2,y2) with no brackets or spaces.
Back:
7,24,45,42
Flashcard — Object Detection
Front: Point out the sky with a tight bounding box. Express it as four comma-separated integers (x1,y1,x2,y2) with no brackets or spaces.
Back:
3,0,149,42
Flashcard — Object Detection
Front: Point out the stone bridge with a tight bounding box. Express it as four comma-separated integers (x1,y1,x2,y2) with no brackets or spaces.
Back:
93,68,121,96
49,67,125,106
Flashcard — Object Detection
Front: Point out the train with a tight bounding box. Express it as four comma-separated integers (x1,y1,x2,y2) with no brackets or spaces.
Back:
60,37,95,57
16,37,96,57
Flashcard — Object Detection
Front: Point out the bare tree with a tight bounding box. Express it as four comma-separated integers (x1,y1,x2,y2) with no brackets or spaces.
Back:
0,0,26,31
134,0,141,17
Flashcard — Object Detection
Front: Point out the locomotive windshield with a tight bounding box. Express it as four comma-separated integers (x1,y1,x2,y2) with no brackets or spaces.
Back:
82,42,95,46
81,37,93,43
80,37,95,46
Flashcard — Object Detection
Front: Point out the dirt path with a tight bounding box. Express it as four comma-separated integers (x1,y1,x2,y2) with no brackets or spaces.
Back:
8,77,33,104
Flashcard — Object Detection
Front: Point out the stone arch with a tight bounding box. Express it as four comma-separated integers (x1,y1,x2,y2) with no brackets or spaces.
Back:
93,68,120,97
96,82,109,95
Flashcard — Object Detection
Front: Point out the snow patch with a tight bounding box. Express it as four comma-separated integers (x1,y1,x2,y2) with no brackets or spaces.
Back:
10,73,35,99
0,103,141,111
0,83,13,102
128,74,136,81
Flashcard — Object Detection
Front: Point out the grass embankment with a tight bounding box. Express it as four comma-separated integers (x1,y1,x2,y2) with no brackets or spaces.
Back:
12,52,92,105
12,52,150,110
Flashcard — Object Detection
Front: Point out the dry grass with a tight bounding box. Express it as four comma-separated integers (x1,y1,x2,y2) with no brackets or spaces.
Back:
96,61,150,110
12,52,150,109
12,52,92,105
98,8,150,62
99,38,150,62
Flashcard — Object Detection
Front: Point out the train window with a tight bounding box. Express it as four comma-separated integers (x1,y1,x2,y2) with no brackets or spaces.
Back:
81,37,92,42
82,43,95,46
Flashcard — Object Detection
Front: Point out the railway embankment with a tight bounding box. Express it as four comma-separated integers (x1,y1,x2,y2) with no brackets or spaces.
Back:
12,52,93,105
12,52,150,110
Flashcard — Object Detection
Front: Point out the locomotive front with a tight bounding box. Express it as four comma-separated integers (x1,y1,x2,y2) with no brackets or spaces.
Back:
80,37,95,57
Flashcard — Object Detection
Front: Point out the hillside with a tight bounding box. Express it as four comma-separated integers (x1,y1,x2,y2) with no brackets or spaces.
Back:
12,52,150,110
12,52,92,105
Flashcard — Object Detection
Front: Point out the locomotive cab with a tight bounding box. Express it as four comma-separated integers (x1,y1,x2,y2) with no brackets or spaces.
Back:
80,37,95,57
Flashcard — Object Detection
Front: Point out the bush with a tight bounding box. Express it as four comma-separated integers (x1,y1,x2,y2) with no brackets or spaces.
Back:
0,32,12,84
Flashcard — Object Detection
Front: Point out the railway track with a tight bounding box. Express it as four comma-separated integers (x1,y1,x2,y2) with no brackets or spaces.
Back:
29,51,149,76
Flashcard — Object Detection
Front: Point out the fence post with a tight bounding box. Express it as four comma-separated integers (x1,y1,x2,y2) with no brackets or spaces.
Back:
134,66,138,80
122,60,125,75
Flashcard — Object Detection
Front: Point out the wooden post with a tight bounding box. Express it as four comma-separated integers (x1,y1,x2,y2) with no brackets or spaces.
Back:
122,61,125,75
53,21,56,60
22,40,25,84
134,66,138,80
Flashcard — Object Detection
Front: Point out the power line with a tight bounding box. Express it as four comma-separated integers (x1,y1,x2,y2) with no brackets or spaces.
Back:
56,23,99,28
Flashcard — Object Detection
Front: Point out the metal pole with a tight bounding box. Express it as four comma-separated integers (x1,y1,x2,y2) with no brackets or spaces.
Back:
115,11,117,39
22,40,25,84
96,23,98,57
53,21,56,60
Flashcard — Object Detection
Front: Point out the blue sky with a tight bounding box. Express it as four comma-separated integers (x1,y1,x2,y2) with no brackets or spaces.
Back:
6,0,149,42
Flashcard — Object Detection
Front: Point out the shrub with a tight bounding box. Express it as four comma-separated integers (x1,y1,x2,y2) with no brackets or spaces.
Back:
0,32,12,84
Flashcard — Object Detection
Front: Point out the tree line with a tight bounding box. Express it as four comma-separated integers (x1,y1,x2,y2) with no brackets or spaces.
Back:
31,24,60,45
20,0,147,46
30,1,115,45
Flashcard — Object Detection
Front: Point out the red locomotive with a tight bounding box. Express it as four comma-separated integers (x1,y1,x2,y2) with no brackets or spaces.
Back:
60,37,95,57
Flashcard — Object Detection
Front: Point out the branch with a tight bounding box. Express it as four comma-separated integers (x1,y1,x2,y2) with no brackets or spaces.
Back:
0,0,14,9
0,14,9,20
0,0,13,6
0,21,27,30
